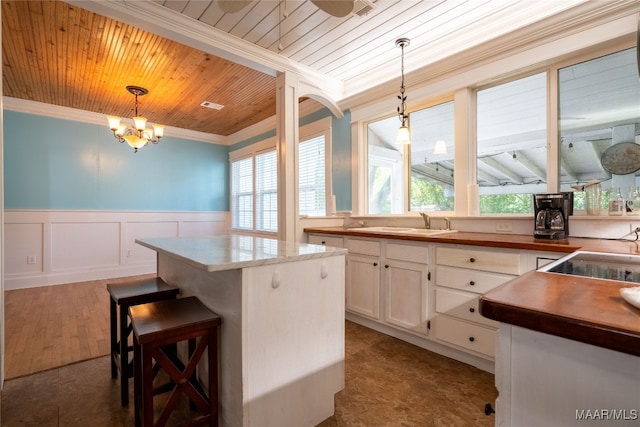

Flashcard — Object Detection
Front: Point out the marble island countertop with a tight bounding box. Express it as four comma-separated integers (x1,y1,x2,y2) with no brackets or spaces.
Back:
136,235,347,272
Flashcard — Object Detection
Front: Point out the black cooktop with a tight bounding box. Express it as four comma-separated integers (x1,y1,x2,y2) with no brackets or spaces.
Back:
546,252,640,284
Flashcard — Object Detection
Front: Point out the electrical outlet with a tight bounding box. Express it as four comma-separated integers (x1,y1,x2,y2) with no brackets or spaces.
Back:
27,256,37,264
495,222,513,232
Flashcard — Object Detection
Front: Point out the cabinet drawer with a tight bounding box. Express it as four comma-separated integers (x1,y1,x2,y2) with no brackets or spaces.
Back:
308,234,344,248
346,238,381,256
436,315,496,358
385,243,429,263
436,287,498,328
436,247,521,275
436,265,514,294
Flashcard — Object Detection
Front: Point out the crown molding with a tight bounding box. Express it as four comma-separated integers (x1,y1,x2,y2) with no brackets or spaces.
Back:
3,97,226,145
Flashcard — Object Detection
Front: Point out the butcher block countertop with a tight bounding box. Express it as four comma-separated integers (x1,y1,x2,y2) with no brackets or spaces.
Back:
304,226,640,356
303,226,640,254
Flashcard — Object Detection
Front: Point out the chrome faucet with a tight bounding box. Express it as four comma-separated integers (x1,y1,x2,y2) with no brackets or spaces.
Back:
443,217,451,231
419,212,430,229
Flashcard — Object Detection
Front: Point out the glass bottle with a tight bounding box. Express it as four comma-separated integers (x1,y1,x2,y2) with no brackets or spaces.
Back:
608,187,624,216
627,186,640,216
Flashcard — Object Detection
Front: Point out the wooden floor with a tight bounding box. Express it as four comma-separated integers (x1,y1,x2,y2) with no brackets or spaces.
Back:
4,274,155,379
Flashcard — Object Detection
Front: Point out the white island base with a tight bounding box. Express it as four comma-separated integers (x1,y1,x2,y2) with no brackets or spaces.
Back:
496,324,640,426
138,236,346,427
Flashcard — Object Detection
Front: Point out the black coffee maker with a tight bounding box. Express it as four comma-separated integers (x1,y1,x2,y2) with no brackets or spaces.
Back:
533,192,573,239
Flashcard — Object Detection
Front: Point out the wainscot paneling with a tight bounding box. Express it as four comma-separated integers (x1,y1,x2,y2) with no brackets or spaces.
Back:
4,210,229,290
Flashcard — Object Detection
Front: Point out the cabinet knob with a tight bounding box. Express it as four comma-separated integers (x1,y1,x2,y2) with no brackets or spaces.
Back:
385,264,389,269
469,336,475,342
469,257,476,263
373,262,378,267
469,281,475,286
469,307,475,313
321,241,326,245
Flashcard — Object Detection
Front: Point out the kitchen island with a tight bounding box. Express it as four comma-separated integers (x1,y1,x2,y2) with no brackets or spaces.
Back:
135,235,347,427
480,256,640,426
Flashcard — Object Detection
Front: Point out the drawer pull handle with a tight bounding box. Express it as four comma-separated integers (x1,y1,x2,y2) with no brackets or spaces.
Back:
469,281,475,286
469,336,475,342
469,307,475,313
321,241,326,245
373,262,378,267
469,257,476,263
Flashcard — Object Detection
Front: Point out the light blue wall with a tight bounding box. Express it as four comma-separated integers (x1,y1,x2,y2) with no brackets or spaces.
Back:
3,110,229,211
229,108,353,211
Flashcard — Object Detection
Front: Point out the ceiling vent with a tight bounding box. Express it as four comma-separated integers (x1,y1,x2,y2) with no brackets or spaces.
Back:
200,101,224,110
353,0,376,17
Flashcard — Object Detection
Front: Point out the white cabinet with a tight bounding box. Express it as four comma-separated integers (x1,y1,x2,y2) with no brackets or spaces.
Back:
435,246,520,358
308,234,344,248
345,239,381,319
383,243,429,335
345,238,429,335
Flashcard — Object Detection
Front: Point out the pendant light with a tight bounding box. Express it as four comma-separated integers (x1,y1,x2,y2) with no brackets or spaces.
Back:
396,38,411,145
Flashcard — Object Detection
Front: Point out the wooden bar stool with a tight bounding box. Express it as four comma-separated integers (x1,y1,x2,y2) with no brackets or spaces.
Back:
108,277,180,406
130,296,222,427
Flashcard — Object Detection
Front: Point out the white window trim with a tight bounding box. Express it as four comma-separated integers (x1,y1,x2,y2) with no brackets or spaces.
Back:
299,117,333,217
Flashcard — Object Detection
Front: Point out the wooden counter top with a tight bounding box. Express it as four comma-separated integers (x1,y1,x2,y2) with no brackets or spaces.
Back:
304,226,640,254
480,270,640,356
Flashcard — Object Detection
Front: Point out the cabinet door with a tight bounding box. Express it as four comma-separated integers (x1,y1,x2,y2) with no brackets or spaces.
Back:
384,259,428,335
346,254,380,319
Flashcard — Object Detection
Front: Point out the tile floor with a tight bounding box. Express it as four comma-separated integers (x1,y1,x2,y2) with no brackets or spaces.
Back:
2,321,497,426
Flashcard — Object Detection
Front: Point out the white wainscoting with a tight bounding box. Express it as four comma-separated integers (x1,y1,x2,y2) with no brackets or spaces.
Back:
4,210,229,290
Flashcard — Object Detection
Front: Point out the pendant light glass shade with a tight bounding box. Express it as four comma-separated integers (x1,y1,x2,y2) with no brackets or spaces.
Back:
397,123,411,145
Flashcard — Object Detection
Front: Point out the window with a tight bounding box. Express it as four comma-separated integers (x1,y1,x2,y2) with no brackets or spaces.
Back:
558,48,640,212
230,140,278,233
299,118,332,217
366,102,454,214
299,135,327,216
367,115,405,214
255,150,278,232
409,101,455,212
476,72,547,214
231,157,253,230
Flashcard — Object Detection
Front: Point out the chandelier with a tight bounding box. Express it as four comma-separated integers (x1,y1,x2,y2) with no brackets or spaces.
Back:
107,86,164,153
395,38,411,145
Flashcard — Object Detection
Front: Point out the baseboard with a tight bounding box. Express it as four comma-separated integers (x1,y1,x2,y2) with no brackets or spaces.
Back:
4,262,156,290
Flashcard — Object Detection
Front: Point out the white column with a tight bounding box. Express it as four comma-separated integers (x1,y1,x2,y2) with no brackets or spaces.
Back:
276,72,299,242
454,88,476,216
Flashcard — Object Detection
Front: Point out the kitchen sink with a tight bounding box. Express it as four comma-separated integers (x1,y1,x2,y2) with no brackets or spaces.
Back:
407,228,458,236
354,226,458,236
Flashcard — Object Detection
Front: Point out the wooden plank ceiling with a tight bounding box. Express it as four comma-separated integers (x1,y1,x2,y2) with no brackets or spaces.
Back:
2,0,277,136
